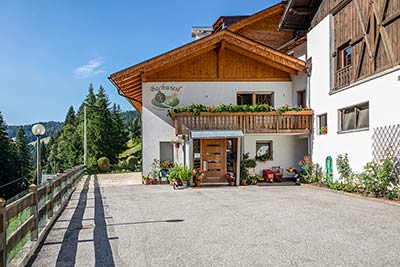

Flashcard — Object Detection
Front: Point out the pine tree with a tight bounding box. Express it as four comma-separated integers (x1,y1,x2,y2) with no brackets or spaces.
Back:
111,104,128,160
15,128,32,186
0,112,19,199
46,136,60,173
56,106,80,171
130,116,142,142
92,86,115,162
64,106,76,125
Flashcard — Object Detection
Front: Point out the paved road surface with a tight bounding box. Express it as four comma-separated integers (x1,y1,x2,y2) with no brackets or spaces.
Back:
30,173,400,267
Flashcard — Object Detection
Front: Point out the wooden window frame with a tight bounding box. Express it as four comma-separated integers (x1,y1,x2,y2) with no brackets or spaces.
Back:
255,141,273,161
317,113,328,135
337,42,352,70
338,102,369,134
237,92,274,106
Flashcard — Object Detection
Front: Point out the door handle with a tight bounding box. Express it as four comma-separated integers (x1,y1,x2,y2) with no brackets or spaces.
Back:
203,161,207,171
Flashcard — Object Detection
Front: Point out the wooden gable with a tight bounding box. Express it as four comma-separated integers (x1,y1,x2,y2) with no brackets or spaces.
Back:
146,45,291,82
228,3,294,49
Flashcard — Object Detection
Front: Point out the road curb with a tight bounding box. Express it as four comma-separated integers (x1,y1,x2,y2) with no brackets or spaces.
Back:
302,183,400,207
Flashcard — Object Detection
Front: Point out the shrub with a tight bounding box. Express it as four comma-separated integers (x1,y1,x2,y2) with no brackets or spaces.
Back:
299,155,324,184
126,156,137,171
360,157,399,199
97,157,110,173
149,159,160,178
240,153,257,181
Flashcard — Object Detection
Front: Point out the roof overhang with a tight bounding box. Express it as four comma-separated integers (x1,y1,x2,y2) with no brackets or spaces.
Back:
109,30,306,112
279,0,322,31
190,130,244,139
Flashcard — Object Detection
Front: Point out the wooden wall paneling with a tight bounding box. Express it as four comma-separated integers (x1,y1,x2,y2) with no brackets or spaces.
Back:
236,12,293,49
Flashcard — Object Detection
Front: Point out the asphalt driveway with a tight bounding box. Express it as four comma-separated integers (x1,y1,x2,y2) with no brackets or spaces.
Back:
30,174,400,267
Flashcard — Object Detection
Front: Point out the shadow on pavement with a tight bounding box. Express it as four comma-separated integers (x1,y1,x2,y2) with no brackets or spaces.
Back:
55,175,92,266
93,174,115,266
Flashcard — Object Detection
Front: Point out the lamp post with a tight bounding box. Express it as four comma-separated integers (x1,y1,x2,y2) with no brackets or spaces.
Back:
32,124,46,186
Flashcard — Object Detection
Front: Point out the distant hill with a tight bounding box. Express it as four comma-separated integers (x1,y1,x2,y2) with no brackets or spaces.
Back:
7,111,140,142
7,121,63,143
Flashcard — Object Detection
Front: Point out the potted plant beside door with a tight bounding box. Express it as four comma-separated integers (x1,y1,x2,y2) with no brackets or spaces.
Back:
226,172,235,186
192,168,204,187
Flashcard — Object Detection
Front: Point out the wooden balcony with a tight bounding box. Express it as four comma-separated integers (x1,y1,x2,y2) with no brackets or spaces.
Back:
171,111,313,135
335,65,352,89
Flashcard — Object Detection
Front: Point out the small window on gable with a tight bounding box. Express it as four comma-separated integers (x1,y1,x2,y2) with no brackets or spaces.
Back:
317,114,327,135
338,43,352,69
237,93,273,106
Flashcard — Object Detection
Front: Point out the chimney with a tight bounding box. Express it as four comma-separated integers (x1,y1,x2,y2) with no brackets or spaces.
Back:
191,26,213,40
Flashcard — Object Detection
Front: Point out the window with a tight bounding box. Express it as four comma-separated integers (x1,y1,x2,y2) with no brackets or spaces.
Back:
338,43,352,69
255,141,273,161
193,139,200,169
237,93,273,106
339,102,369,132
160,142,173,162
317,114,328,135
297,90,306,107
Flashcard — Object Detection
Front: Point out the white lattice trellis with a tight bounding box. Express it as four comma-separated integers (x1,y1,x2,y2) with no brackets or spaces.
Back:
372,124,400,181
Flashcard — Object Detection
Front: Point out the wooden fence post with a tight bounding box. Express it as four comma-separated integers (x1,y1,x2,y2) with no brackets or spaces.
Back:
46,178,53,219
29,185,38,241
0,198,7,267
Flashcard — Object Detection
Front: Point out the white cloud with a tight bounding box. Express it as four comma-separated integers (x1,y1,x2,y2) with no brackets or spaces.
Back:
74,57,105,78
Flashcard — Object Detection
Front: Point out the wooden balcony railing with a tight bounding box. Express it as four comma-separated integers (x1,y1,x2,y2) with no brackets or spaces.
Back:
171,111,313,135
335,65,352,89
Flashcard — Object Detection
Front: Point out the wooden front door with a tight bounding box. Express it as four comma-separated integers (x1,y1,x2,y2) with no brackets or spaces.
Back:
201,139,226,183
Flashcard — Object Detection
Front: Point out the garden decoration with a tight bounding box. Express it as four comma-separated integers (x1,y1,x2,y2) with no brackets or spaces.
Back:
325,156,333,182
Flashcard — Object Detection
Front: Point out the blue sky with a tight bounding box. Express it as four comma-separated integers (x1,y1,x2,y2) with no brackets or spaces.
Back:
0,0,279,125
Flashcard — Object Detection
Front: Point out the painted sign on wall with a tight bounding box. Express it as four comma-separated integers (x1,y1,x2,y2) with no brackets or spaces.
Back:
150,84,182,110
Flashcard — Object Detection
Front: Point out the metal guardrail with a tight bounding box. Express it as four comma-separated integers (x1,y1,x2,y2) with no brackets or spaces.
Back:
0,165,85,267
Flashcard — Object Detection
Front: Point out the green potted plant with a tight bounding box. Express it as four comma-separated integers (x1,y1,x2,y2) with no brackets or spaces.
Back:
255,151,272,162
149,159,160,184
226,172,235,186
192,168,204,187
240,153,257,185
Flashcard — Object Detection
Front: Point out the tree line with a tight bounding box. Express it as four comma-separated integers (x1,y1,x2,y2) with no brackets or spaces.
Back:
0,84,141,200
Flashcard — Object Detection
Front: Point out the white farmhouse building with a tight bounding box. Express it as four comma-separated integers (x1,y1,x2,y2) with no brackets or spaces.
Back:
110,0,400,183
110,3,312,185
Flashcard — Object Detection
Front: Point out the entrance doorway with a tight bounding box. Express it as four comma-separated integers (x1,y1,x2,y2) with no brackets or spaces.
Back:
200,139,227,183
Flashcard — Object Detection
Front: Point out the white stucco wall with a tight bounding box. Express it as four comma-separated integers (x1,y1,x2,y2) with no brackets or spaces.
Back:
308,15,400,175
244,135,308,176
141,81,295,175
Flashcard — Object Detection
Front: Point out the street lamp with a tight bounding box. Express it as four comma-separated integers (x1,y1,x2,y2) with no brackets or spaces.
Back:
32,123,46,186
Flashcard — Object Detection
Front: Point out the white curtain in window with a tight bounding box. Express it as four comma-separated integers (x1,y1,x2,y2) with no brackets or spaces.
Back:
342,109,355,131
357,107,369,129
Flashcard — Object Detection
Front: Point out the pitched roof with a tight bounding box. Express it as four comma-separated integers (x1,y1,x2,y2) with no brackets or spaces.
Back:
279,0,322,30
109,30,306,112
